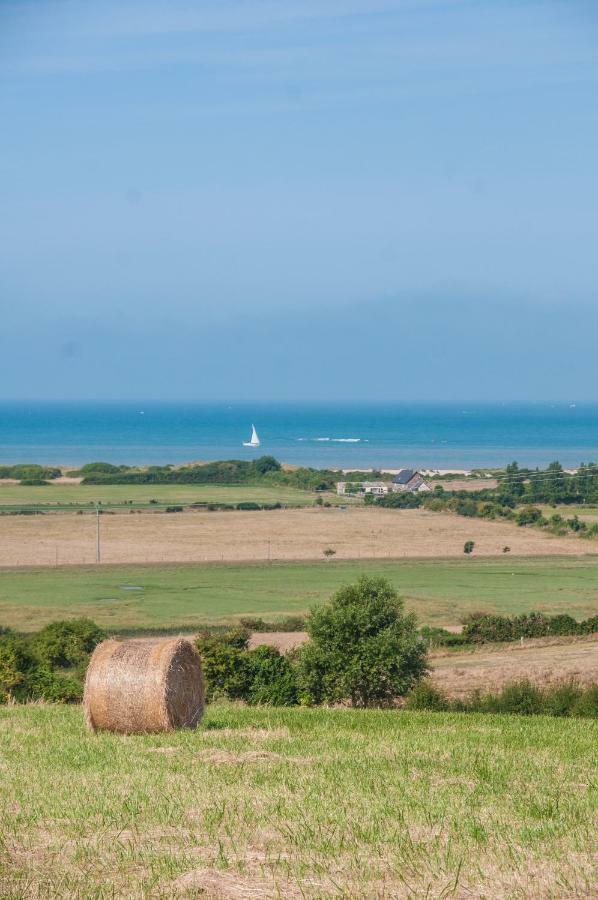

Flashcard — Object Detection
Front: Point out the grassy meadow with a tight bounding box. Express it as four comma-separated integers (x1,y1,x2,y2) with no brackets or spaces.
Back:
1,556,597,632
0,703,595,898
0,482,332,510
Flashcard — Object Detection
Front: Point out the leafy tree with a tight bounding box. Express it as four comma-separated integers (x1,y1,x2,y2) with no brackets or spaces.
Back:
298,576,428,707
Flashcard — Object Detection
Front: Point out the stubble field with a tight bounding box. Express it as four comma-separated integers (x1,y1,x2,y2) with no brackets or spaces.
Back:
0,506,589,568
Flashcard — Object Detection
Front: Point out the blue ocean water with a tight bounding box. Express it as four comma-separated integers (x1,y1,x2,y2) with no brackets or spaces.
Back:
0,402,597,469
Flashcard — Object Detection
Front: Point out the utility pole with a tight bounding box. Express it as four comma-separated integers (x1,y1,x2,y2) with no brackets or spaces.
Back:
95,504,101,564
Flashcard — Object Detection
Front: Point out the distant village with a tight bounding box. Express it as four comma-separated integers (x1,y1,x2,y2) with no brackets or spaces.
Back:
337,468,431,497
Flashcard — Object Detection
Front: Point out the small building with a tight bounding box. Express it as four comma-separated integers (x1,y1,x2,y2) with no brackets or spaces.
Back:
391,469,431,493
336,481,388,496
363,481,388,495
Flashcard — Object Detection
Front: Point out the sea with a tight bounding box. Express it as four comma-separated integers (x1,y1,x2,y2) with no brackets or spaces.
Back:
1,402,598,470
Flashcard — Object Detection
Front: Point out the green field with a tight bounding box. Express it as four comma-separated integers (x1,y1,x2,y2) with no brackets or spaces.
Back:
539,504,598,520
1,703,595,897
0,482,341,510
1,556,597,632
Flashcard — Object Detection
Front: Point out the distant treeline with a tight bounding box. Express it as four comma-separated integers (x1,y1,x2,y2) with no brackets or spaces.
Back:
423,611,598,648
76,457,339,491
0,464,61,484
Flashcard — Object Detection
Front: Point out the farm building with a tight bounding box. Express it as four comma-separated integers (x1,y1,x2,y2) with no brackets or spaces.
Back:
391,469,431,493
336,481,389,496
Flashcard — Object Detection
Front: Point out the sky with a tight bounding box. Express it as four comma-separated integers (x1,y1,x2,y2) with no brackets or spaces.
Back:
1,0,597,402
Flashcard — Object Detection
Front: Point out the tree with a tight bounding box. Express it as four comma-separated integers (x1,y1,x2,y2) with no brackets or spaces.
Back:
252,455,281,475
463,541,475,554
297,576,428,707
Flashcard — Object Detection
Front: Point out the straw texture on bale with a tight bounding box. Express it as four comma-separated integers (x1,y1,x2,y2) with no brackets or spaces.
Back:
84,637,205,734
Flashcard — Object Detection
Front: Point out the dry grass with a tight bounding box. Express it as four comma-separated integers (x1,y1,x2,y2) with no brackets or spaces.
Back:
0,507,588,567
430,635,598,699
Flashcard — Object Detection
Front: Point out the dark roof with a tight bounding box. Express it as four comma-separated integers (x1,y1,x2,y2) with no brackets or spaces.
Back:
392,469,418,484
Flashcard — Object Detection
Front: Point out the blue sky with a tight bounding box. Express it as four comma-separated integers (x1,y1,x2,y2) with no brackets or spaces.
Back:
1,0,597,401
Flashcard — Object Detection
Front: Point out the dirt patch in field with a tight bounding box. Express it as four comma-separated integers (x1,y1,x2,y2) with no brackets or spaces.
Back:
0,507,589,567
173,866,304,898
431,478,498,491
430,634,598,698
248,632,308,652
196,749,290,765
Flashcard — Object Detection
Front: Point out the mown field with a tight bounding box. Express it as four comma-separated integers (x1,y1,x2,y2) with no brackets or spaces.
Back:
538,504,598,520
0,482,330,509
1,556,597,632
0,704,595,898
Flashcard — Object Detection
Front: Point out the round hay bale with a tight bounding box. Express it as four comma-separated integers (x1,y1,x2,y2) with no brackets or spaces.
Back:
84,637,205,734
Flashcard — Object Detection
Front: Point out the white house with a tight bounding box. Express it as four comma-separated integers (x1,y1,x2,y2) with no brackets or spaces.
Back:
336,481,389,496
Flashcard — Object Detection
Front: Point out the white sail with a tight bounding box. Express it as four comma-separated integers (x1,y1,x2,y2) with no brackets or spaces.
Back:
243,424,260,447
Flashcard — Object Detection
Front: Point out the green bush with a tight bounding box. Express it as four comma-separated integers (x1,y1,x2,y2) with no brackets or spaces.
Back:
31,618,106,670
570,685,598,717
0,618,105,704
0,635,39,702
542,681,584,717
404,679,598,718
298,576,428,707
196,630,251,702
405,681,449,711
196,629,298,705
461,611,595,644
246,646,298,706
476,680,545,715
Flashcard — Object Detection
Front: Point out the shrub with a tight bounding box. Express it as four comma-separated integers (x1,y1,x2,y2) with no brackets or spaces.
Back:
239,617,269,632
196,630,251,701
405,681,449,711
323,548,336,558
570,684,598,717
277,615,306,632
31,618,106,670
0,635,38,702
463,541,475,554
580,615,598,634
77,462,123,475
252,456,281,475
461,613,513,643
542,681,583,717
419,626,469,648
246,646,298,705
298,576,428,707
516,506,544,526
478,680,545,715
236,502,261,510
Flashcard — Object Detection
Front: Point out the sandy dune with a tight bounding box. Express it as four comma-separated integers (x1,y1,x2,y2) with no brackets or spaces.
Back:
0,506,589,567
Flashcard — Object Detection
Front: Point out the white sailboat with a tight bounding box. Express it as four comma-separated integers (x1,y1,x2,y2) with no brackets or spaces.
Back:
243,424,260,448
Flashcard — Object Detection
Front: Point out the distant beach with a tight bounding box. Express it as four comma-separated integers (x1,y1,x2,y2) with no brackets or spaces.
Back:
0,402,597,469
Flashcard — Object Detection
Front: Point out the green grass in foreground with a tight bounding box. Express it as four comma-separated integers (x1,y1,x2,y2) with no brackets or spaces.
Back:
0,704,595,898
0,482,335,510
1,556,597,632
